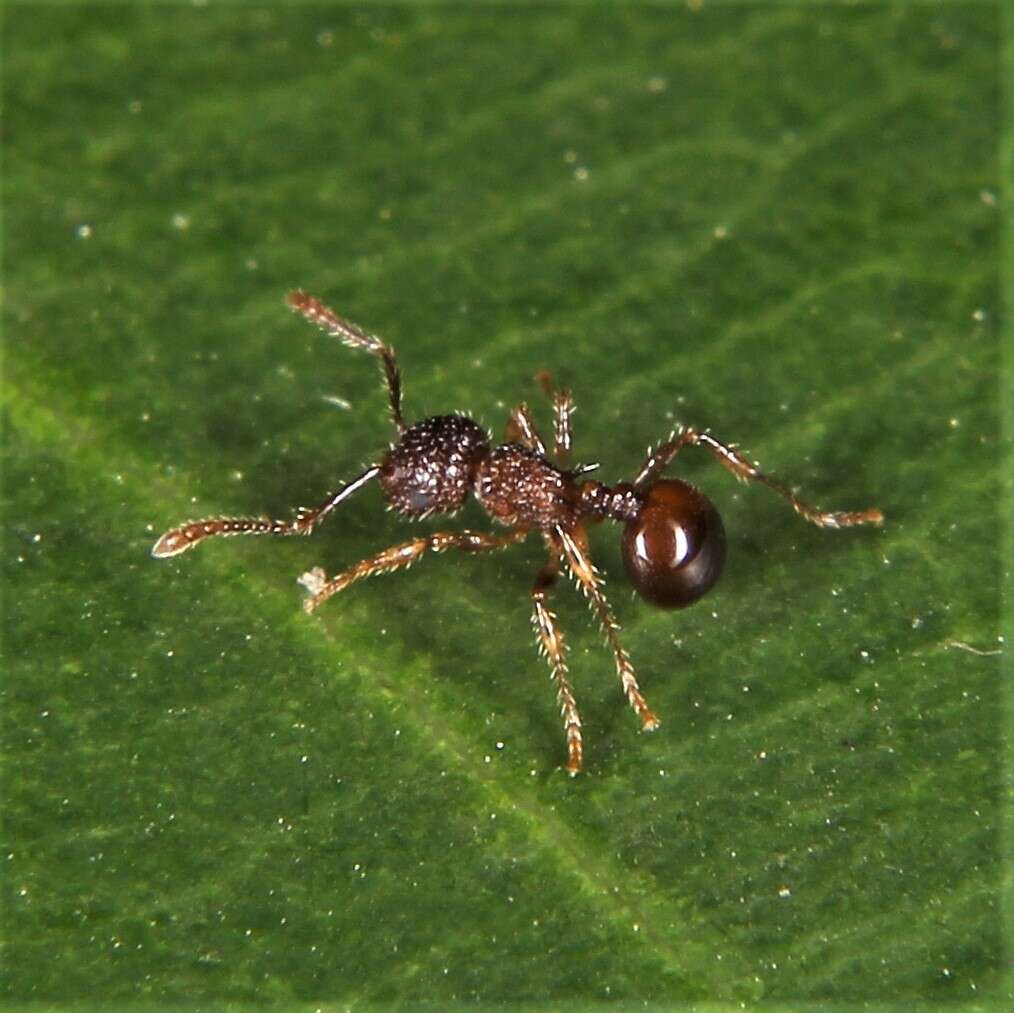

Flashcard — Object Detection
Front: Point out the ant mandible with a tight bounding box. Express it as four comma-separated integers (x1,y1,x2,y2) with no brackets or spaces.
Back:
153,292,883,775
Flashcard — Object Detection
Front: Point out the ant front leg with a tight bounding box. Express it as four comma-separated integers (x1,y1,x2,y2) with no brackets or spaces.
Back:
152,467,380,558
555,526,661,733
300,527,528,613
635,428,883,529
530,546,583,775
504,404,547,456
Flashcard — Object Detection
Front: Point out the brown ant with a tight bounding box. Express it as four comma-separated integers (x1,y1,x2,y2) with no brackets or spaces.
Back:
153,292,883,774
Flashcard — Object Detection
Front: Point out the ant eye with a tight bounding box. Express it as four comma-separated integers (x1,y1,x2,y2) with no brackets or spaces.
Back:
622,480,726,609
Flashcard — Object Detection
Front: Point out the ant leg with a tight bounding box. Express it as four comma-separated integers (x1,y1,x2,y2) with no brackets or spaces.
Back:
634,427,883,529
535,372,574,467
288,291,406,434
555,526,661,732
504,403,547,456
152,467,380,558
531,547,583,775
300,527,528,613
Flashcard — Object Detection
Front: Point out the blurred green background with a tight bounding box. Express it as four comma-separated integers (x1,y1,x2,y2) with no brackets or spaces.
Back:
4,3,1003,1004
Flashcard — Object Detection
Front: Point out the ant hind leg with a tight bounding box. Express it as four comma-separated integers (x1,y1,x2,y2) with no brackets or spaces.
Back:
634,427,883,529
555,526,660,733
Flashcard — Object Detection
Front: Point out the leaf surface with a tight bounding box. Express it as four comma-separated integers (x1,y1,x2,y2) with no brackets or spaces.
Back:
3,4,1002,1003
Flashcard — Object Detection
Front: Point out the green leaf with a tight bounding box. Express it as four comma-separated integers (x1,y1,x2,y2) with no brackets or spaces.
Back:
4,3,1002,1004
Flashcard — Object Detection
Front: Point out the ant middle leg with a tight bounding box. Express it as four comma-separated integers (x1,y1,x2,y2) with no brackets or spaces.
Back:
555,526,660,732
530,546,583,775
300,527,529,613
287,291,406,433
535,371,574,467
151,467,380,558
634,427,883,529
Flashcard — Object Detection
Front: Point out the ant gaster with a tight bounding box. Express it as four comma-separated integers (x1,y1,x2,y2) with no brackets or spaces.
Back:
153,292,883,774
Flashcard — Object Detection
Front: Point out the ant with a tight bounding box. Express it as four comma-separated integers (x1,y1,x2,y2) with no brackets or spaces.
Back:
153,292,883,774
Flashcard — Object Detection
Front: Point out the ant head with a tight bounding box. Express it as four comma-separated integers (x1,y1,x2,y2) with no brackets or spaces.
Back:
621,480,726,609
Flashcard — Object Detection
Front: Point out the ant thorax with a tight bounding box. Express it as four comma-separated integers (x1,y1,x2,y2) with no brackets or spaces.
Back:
475,442,581,531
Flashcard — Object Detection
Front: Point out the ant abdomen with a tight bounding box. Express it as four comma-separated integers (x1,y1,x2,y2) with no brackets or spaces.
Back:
379,414,490,517
621,479,726,609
